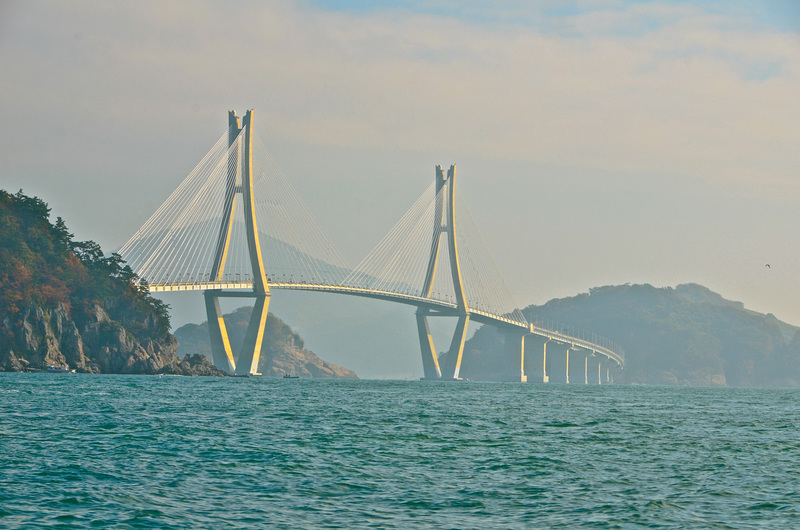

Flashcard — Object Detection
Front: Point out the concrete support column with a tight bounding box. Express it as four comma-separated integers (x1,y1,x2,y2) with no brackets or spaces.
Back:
418,166,446,380
565,348,570,384
441,313,470,380
584,355,588,385
235,294,269,376
598,361,602,385
240,111,269,295
204,292,236,373
542,340,550,383
505,331,526,382
416,311,441,379
209,111,241,281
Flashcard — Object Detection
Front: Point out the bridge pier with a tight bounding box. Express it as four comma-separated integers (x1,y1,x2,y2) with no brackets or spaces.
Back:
416,310,442,379
440,313,470,380
235,294,270,376
584,355,588,385
542,340,550,383
416,164,476,381
529,339,621,384
204,290,270,375
502,330,526,382
204,293,236,373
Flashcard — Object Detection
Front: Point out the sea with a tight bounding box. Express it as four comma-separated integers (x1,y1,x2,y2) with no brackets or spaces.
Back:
1,374,799,528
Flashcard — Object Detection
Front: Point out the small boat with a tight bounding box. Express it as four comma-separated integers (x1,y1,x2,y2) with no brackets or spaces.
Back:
283,374,299,379
45,365,75,373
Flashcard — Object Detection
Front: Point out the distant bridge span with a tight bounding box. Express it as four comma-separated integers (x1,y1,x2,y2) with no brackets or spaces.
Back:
122,109,624,380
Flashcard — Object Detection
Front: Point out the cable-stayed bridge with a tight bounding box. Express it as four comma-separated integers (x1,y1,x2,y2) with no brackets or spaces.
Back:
120,110,624,380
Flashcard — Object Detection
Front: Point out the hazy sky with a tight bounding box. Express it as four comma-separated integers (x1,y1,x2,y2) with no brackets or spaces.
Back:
2,0,800,329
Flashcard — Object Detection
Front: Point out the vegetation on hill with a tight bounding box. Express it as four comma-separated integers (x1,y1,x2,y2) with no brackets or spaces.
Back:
174,306,358,378
460,283,800,387
0,190,169,335
0,189,221,374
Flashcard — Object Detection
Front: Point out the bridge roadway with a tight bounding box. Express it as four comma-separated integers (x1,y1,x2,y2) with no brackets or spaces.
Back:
148,280,625,368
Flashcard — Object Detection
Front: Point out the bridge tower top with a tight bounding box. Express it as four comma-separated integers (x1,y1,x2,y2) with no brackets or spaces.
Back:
209,110,268,295
421,164,467,313
444,164,467,314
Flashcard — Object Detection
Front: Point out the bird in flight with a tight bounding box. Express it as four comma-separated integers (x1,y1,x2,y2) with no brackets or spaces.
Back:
765,264,771,269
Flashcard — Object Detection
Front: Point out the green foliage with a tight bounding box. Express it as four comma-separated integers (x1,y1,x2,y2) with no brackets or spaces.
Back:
521,283,800,386
0,189,170,340
460,282,800,386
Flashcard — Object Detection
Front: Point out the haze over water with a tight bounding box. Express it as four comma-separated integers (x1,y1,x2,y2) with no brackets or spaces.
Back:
2,374,798,528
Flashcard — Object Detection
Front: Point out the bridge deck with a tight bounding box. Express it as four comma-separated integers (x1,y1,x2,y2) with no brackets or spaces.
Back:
149,281,525,326
148,281,624,367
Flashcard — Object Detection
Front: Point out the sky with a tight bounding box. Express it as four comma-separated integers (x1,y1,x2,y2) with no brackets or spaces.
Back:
2,1,799,345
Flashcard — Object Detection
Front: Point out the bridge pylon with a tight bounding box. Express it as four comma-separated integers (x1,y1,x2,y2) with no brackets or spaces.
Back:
204,109,269,375
417,164,471,380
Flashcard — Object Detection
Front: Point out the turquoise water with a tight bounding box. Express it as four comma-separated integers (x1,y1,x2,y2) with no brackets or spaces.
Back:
1,375,799,528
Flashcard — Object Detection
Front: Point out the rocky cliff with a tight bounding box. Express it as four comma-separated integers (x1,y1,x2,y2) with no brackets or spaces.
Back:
0,302,178,373
0,189,223,376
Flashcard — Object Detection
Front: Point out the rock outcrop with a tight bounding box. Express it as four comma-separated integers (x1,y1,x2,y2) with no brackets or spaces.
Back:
159,354,228,377
0,301,191,374
2,304,80,371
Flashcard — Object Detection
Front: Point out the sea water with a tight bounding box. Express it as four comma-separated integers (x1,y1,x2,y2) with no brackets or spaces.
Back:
1,374,799,528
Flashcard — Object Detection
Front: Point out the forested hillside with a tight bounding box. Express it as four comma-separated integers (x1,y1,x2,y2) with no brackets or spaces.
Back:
460,283,800,387
0,189,219,374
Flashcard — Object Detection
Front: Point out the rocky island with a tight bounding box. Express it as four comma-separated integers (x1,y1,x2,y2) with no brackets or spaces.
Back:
174,306,358,379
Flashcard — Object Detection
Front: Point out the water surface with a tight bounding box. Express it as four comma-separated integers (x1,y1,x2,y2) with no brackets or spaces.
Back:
1,375,798,528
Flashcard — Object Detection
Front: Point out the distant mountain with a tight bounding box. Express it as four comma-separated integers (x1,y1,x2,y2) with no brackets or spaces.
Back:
174,306,358,379
459,283,800,387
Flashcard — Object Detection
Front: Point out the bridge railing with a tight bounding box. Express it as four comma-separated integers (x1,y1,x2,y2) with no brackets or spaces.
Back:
528,315,625,363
